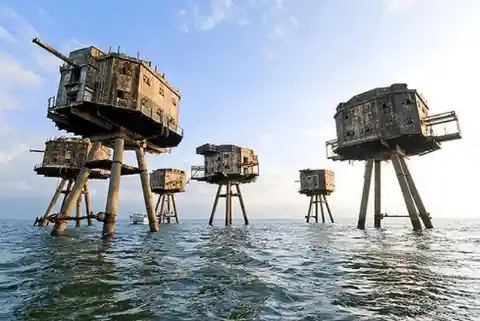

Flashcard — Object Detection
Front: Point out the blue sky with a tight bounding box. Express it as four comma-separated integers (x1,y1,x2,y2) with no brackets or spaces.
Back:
0,0,479,224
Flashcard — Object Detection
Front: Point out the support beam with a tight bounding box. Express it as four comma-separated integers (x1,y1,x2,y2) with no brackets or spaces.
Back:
306,195,314,223
391,154,422,231
155,194,161,214
235,184,248,225
319,194,325,223
398,156,433,229
60,180,73,210
208,182,249,226
355,154,434,231
75,192,82,227
51,142,102,236
323,195,334,223
170,194,179,223
374,160,382,228
156,193,180,224
135,145,158,233
305,194,334,224
357,159,374,229
225,182,232,226
102,138,124,238
84,182,92,226
40,179,67,227
209,185,222,226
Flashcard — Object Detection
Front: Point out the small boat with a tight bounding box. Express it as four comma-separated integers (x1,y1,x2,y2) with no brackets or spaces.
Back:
129,213,148,225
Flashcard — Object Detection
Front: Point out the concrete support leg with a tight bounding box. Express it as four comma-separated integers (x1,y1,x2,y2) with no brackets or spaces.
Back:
319,194,326,223
166,194,171,220
60,180,74,211
102,138,124,238
135,144,159,233
225,182,232,226
391,154,422,231
209,185,222,226
323,195,334,223
171,194,179,223
314,194,319,223
84,181,92,226
155,195,161,215
399,156,433,229
52,142,102,236
75,192,82,227
306,196,314,223
235,184,249,225
40,178,67,226
158,195,165,224
357,159,374,229
374,160,382,228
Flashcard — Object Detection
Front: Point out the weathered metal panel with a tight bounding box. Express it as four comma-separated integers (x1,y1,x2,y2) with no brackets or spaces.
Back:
197,144,259,179
299,169,335,194
150,168,186,191
54,46,180,129
42,137,110,169
416,93,430,136
334,84,425,149
136,63,180,131
196,143,218,155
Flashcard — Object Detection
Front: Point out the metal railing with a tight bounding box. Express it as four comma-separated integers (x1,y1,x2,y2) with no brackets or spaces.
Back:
422,111,462,143
325,138,344,161
190,166,205,179
47,91,184,137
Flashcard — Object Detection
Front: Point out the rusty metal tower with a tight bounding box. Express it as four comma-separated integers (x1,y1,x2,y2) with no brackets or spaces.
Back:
298,169,335,224
190,143,259,226
31,136,110,227
325,83,461,231
32,37,183,238
150,168,186,224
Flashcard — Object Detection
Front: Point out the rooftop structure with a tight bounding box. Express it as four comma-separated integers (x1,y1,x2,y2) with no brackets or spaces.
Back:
298,169,335,223
191,143,259,226
324,83,462,230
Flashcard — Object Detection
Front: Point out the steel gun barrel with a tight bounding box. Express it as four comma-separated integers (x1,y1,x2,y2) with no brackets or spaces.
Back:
29,149,45,153
32,37,80,68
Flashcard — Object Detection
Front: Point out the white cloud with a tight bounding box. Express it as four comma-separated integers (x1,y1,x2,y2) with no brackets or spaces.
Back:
35,6,53,23
0,53,42,112
0,6,88,74
0,54,42,87
0,25,17,43
177,0,299,61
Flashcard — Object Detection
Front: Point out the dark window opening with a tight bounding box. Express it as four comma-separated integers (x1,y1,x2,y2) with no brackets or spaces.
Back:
404,117,414,125
71,69,81,82
117,90,128,99
143,75,151,86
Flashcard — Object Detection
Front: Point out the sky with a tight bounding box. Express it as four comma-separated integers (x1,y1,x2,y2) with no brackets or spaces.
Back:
0,0,479,224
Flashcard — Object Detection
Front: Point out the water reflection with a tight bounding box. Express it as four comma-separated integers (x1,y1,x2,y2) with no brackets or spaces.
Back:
1,219,480,321
184,226,269,320
332,229,477,321
9,227,155,321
